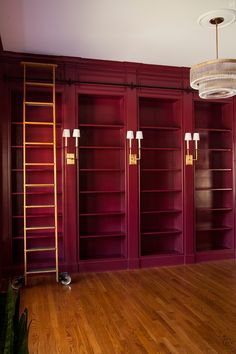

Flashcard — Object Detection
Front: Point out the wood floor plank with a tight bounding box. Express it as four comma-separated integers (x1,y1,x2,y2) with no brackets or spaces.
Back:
19,260,236,353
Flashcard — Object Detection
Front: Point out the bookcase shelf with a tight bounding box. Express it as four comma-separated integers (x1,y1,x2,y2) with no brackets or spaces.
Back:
139,96,183,257
142,229,182,235
78,93,127,261
141,189,182,193
141,209,181,215
194,99,234,253
141,125,180,131
142,147,181,151
79,123,124,129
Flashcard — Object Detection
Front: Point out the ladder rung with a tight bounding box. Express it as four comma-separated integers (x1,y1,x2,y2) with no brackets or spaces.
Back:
25,163,54,166
26,268,57,275
25,101,54,107
25,121,54,125
26,247,56,253
25,226,55,231
25,205,55,208
25,82,54,87
25,142,54,146
25,184,54,187
21,61,57,68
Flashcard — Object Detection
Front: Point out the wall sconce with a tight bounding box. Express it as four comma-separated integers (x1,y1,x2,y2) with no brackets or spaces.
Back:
184,132,200,165
72,129,80,159
62,128,74,165
126,130,143,165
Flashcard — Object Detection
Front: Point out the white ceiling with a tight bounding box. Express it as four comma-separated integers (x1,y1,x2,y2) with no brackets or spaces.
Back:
1,0,236,68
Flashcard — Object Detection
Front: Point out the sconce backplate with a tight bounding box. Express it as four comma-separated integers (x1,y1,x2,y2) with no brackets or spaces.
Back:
66,153,75,165
186,154,193,166
129,154,137,165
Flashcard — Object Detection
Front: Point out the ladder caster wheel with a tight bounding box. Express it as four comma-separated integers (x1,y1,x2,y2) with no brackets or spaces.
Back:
59,272,71,286
11,276,25,290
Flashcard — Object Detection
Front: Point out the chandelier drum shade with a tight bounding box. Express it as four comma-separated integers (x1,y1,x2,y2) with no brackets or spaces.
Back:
190,9,236,100
190,59,236,99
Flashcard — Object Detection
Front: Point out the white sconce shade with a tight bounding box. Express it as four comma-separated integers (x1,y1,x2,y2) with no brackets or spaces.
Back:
136,131,143,140
62,129,70,147
62,129,71,138
184,132,192,141
72,129,80,138
126,130,134,139
193,132,200,141
184,132,192,150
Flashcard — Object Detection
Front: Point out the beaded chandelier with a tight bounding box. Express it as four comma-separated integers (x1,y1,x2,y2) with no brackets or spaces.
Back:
190,10,236,99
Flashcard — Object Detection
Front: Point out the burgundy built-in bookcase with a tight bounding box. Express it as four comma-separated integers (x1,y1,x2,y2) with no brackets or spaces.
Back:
138,91,184,267
0,51,236,276
77,91,128,271
193,97,235,262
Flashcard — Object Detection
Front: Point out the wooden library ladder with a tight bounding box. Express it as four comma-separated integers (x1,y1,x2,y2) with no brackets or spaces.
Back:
13,62,71,287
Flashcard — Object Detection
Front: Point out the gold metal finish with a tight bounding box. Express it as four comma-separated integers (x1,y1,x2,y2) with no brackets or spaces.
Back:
191,58,236,70
193,149,198,161
23,63,27,284
209,17,224,60
26,247,56,252
25,162,54,166
25,121,54,125
26,268,56,275
52,65,59,282
26,204,55,208
25,101,54,106
128,150,141,165
21,61,58,68
209,17,224,25
186,154,193,166
22,62,59,285
25,184,54,187
25,226,55,230
66,153,75,165
25,142,54,146
129,154,137,165
25,82,54,87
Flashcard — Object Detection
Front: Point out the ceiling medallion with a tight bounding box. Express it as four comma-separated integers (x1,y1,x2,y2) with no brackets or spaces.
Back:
190,9,236,99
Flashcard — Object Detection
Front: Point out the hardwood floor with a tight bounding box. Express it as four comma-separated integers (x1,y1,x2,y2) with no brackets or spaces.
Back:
20,260,236,353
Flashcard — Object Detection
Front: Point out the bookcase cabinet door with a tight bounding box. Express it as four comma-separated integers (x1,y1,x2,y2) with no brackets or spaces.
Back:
194,99,235,261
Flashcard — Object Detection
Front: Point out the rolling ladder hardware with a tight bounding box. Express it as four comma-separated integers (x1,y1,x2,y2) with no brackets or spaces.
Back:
12,61,72,288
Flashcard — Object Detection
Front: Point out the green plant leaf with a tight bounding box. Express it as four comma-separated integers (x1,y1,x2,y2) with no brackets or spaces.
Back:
3,285,16,354
0,284,30,354
0,292,7,354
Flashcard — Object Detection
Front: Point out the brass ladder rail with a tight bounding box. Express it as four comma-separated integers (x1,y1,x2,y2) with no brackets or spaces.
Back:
22,62,59,285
